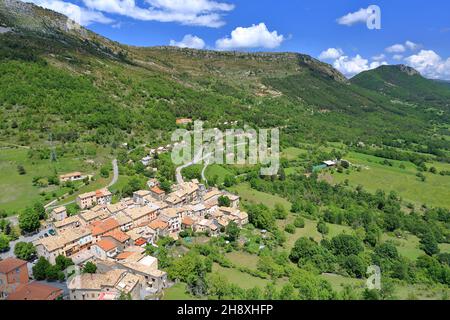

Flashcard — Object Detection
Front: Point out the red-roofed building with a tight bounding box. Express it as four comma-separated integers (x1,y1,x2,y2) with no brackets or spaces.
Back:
103,230,131,251
150,186,166,201
92,239,119,260
7,282,63,300
91,218,120,241
134,238,147,247
0,258,29,299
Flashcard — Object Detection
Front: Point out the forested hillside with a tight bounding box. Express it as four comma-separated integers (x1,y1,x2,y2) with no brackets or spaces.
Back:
1,0,449,157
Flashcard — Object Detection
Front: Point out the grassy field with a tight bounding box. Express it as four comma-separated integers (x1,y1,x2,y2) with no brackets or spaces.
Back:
380,233,425,261
230,183,292,210
163,283,201,300
212,263,289,291
0,147,108,212
225,251,260,270
282,147,308,161
205,165,235,184
329,151,450,208
320,273,365,292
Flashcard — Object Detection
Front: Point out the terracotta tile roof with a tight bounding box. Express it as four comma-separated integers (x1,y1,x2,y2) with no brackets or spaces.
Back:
0,258,27,274
104,229,130,243
91,218,119,236
116,251,135,260
148,219,168,230
95,239,118,252
182,216,195,226
7,282,63,300
150,186,165,195
96,188,112,198
135,238,147,246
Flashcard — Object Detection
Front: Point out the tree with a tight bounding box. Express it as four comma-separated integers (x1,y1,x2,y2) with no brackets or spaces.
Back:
17,165,26,175
100,166,110,178
226,222,240,242
46,265,64,281
293,216,305,228
340,254,366,278
273,204,288,220
218,196,231,207
14,242,37,261
33,257,51,280
223,175,236,188
55,255,74,271
317,221,329,235
284,224,296,234
246,204,275,231
330,234,364,256
207,273,230,299
33,202,46,220
118,291,132,300
0,233,10,252
19,207,41,233
278,283,297,300
83,261,97,274
420,232,440,256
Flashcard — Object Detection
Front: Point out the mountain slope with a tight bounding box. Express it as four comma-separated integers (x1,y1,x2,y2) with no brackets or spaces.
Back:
0,0,449,155
351,65,450,113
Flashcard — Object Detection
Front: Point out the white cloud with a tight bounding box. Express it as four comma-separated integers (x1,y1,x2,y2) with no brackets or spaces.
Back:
393,54,404,61
26,0,113,25
81,0,235,27
215,23,285,50
405,40,420,51
321,50,387,77
386,40,421,53
405,50,450,80
170,34,205,49
319,48,344,60
372,54,386,61
386,44,406,53
337,7,371,26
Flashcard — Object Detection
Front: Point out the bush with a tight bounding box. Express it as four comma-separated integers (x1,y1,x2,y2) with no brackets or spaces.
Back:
294,216,305,228
284,224,296,234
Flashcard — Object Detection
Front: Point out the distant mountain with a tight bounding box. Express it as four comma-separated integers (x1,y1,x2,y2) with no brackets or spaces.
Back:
0,0,448,154
351,65,450,112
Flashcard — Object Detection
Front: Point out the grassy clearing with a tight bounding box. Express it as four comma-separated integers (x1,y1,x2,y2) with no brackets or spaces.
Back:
282,147,307,161
230,183,292,210
212,263,288,290
212,264,270,290
381,233,424,261
0,147,108,212
331,151,450,208
163,283,201,300
320,273,365,292
277,217,322,249
225,251,260,270
205,165,234,184
439,243,450,254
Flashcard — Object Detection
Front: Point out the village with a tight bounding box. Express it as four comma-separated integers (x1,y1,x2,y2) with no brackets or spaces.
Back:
1,177,248,300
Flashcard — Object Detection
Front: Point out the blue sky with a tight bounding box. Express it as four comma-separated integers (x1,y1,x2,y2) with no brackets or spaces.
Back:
25,0,450,79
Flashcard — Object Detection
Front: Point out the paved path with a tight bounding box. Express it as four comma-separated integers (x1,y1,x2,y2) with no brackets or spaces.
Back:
176,142,247,184
176,147,204,185
107,159,119,188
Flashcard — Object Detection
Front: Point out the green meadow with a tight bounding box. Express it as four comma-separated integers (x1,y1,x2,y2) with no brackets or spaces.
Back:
330,152,450,208
0,147,110,213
